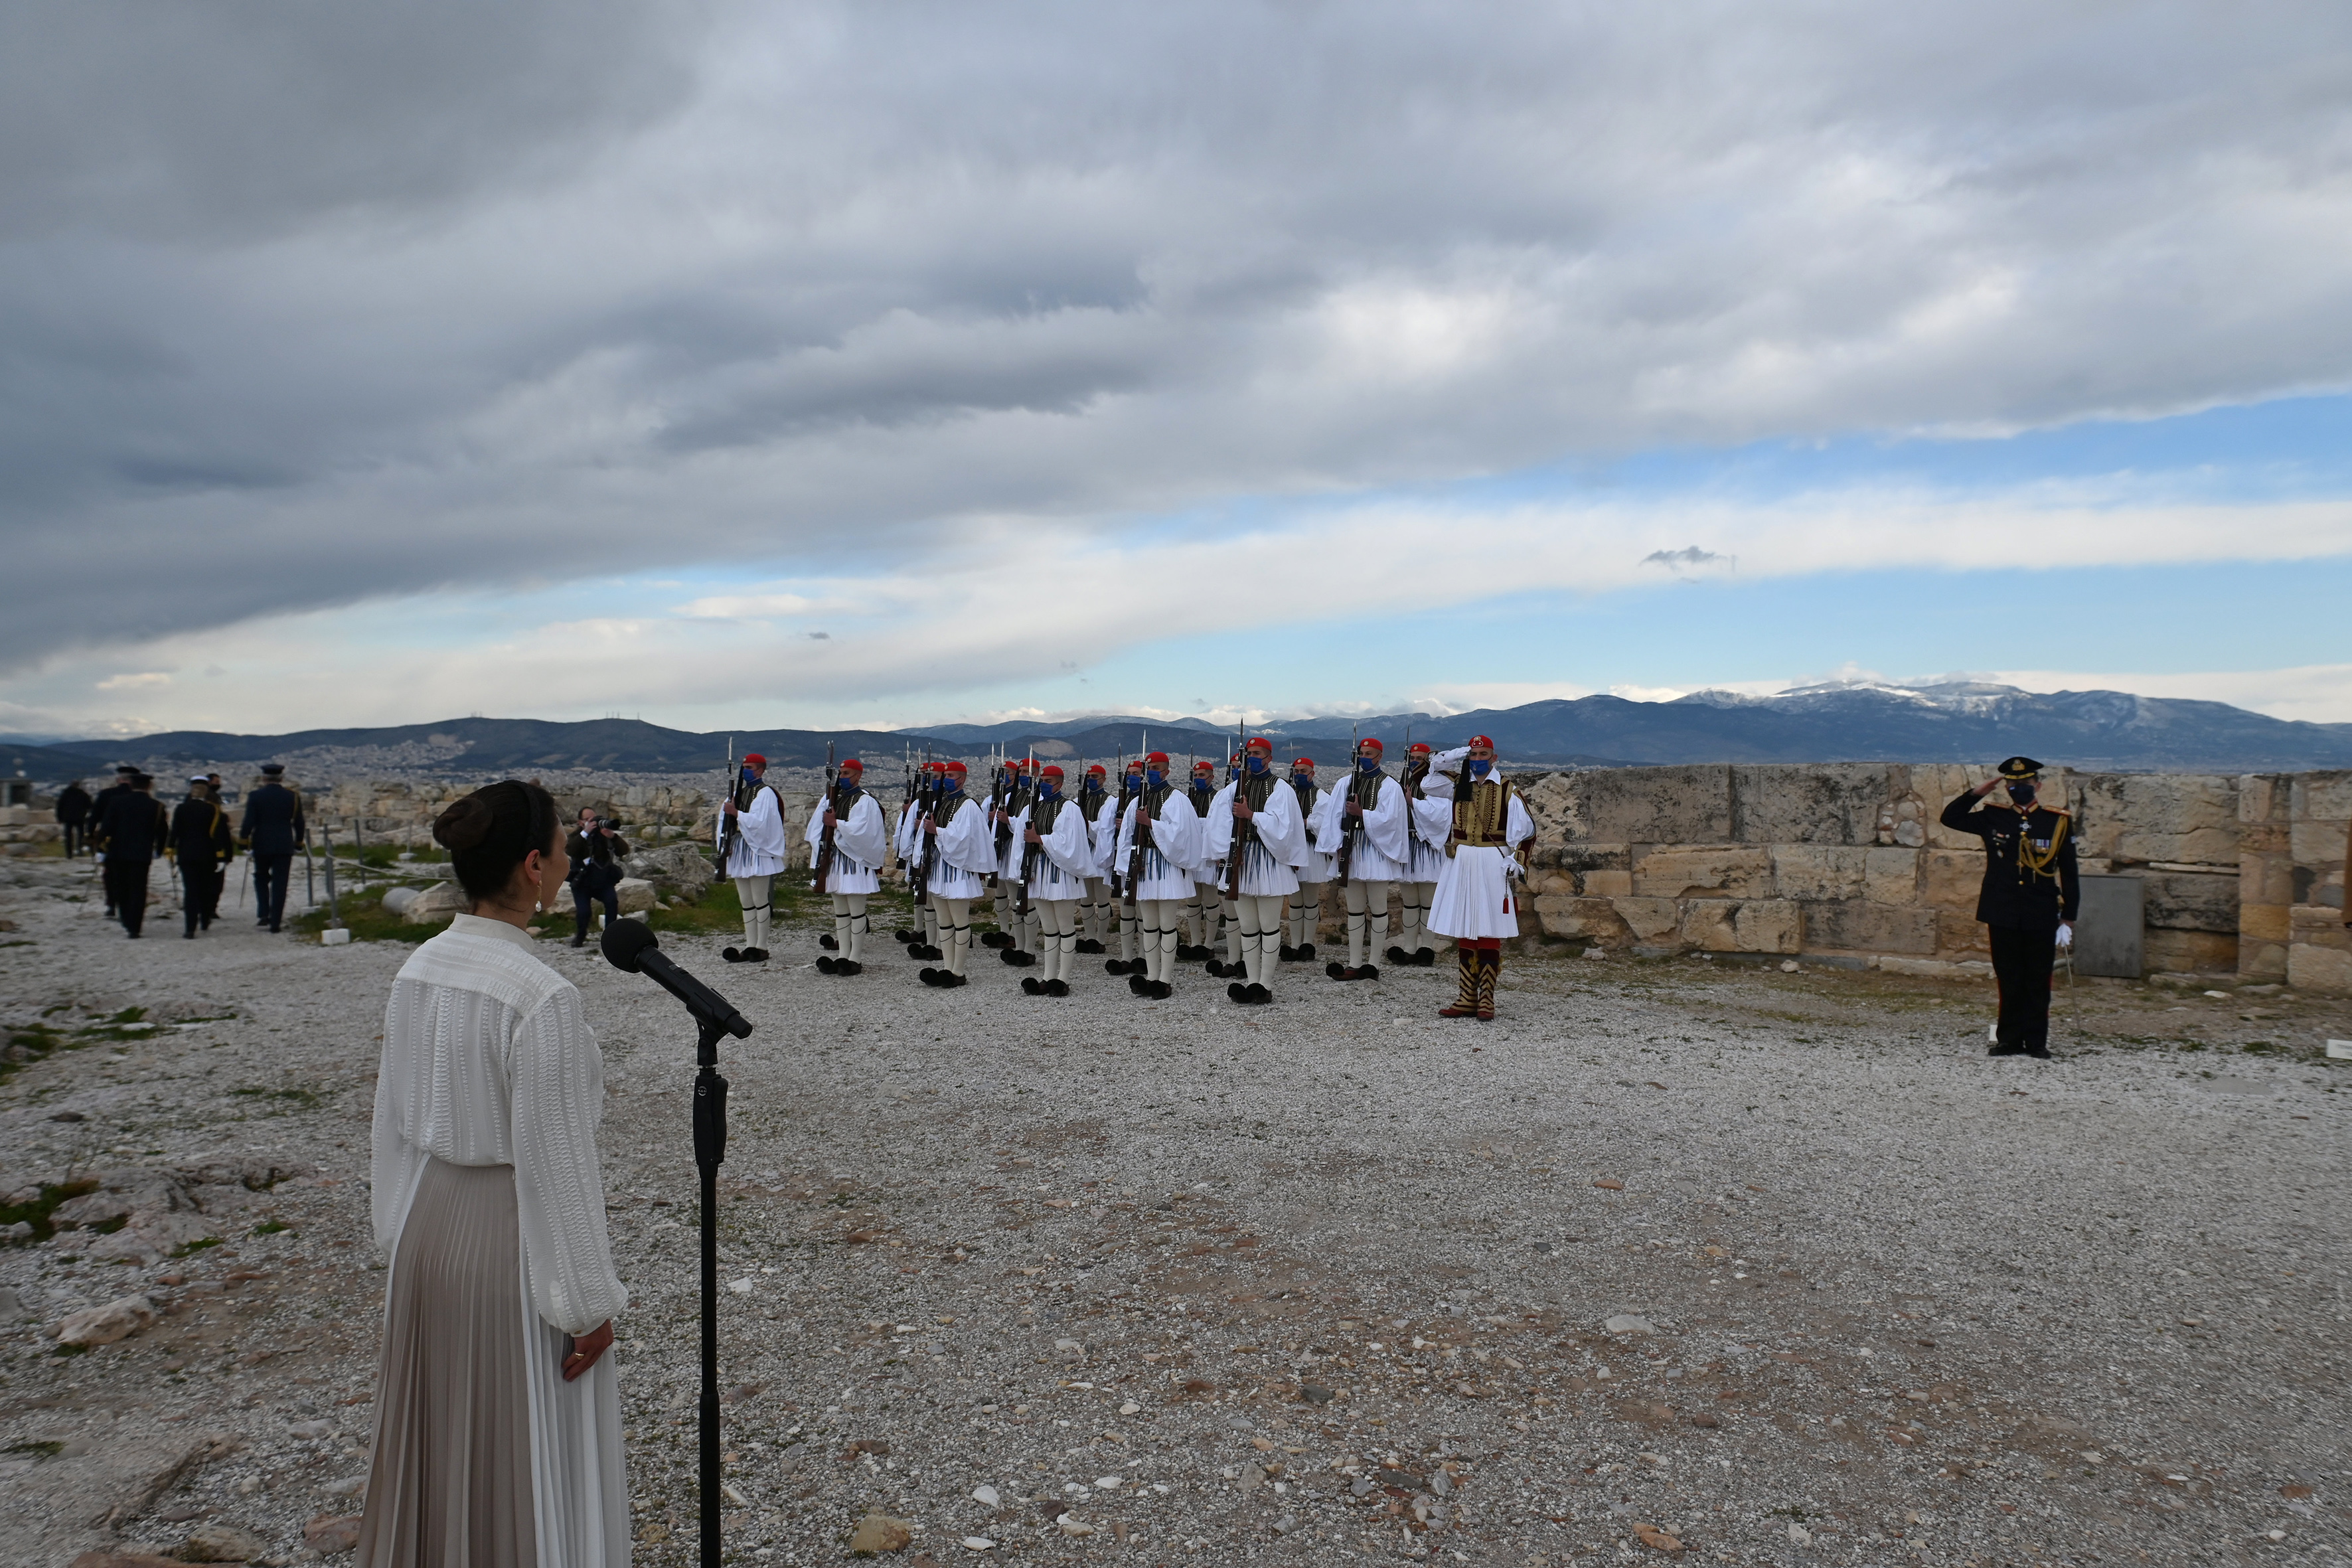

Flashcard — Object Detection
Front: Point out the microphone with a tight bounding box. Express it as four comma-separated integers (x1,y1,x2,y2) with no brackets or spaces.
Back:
601,920,753,1039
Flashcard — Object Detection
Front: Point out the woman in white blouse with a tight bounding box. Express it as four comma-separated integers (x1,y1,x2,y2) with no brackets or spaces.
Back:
358,780,629,1568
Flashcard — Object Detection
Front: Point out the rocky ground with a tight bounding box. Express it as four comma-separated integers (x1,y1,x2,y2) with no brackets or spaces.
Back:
2,855,2348,1568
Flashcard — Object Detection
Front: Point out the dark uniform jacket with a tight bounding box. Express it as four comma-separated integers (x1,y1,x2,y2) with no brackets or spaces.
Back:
171,797,236,867
239,782,306,855
565,826,631,890
55,785,92,826
96,791,171,860
87,781,132,834
1938,789,2080,933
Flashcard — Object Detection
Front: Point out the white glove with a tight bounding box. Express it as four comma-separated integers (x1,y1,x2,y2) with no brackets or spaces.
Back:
2055,923,2073,948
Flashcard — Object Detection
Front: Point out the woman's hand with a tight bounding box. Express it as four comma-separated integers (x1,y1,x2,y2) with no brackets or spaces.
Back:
563,1320,614,1381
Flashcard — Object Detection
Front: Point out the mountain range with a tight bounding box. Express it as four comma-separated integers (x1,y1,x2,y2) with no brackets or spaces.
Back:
7,681,2351,779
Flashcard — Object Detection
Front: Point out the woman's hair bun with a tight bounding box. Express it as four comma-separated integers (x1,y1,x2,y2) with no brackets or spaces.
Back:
433,794,495,852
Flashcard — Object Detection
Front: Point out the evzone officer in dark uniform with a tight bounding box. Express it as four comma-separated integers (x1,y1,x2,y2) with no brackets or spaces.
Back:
1940,757,2080,1059
55,779,93,858
90,765,138,913
1412,738,1535,1020
238,762,305,933
95,773,171,938
169,775,236,937
564,807,630,947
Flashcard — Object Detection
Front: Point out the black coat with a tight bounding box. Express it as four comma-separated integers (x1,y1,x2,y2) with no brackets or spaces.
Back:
54,785,92,826
171,798,236,866
96,791,171,860
566,827,630,888
1939,789,2080,933
239,782,306,856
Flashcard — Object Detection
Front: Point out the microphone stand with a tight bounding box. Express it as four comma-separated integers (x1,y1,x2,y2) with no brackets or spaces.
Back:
692,1013,729,1568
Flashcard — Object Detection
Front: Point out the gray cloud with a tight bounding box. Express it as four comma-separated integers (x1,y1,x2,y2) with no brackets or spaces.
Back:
7,1,2352,671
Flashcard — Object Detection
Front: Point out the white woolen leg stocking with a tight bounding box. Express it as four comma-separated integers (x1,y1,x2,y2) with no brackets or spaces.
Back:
846,894,868,963
943,898,972,977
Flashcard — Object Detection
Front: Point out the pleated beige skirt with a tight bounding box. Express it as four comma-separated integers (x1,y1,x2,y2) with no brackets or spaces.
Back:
357,1158,538,1568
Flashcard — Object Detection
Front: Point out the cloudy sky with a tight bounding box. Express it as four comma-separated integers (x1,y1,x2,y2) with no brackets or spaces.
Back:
5,0,2352,739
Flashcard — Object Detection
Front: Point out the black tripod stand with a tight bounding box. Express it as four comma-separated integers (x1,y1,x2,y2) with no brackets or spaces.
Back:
603,920,753,1568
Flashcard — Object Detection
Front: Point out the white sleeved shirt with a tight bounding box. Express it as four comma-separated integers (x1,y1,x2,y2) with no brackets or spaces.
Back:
1018,795,1098,898
1291,781,1333,882
1199,771,1310,896
373,914,627,1337
930,794,994,899
720,783,789,879
1114,786,1206,902
1319,769,1410,881
804,789,890,896
1415,753,1538,940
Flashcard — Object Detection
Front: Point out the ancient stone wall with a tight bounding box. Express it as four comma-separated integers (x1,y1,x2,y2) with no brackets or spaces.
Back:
2239,770,2351,991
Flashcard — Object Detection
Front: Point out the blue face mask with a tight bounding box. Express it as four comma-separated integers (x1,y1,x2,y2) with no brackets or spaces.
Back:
943,777,962,794
1291,771,1312,786
1145,769,1163,787
1247,755,1267,775
1038,782,1059,801
2006,781,2037,806
1359,755,1380,771
1469,758,1492,778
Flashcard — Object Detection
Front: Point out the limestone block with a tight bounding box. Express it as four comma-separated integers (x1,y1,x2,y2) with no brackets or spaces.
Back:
1677,900,1739,951
614,878,659,914
1633,846,1773,899
1876,956,1969,978
1917,765,1992,848
1729,765,1891,844
1528,872,1577,897
1808,900,1936,955
2140,870,2240,934
1936,909,1990,956
1553,843,1633,873
2290,771,2352,824
1579,869,1632,898
1865,846,1922,904
2239,941,2287,982
1769,846,1865,901
1610,897,1682,941
1922,848,1982,907
406,883,468,923
2290,904,2349,945
2240,852,2295,909
2238,822,2288,856
2146,929,2238,975
2238,903,2290,944
2286,941,2349,992
1571,767,1732,846
2082,774,2242,866
1533,896,1632,945
2289,818,2351,868
2238,773,2290,824
625,843,716,902
1734,899,1802,954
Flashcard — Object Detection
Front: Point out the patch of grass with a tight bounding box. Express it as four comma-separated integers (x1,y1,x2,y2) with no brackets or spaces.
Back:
289,894,422,946
0,1022,70,1086
169,1235,224,1259
50,1342,88,1358
0,1177,98,1242
252,1218,293,1236
5,1441,63,1460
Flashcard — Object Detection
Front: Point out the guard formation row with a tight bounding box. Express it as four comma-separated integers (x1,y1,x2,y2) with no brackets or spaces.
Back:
714,737,1534,1020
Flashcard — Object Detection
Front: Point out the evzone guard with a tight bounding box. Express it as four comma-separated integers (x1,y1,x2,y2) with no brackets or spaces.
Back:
807,757,890,977
917,760,992,987
894,761,947,960
1390,741,1444,967
1200,737,1310,1004
1112,751,1206,1000
1313,736,1410,982
1180,758,1224,962
985,757,1041,967
1011,765,1097,996
1411,737,1535,1020
718,751,787,963
1101,759,1148,975
1279,756,1328,962
1072,763,1113,955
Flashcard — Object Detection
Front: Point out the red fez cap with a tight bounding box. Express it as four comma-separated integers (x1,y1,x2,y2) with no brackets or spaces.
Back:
1145,751,1169,767
1468,734,1495,749
1193,758,1215,772
1358,737,1384,752
1407,742,1431,755
1086,763,1107,775
838,757,862,772
925,760,945,773
1293,755,1315,768
1247,736,1273,753
943,759,968,775
743,752,767,767
1040,764,1065,780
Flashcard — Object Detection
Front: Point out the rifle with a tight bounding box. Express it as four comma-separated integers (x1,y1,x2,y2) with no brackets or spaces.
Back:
1124,775,1156,911
1107,757,1133,900
986,750,1012,889
1222,714,1249,904
718,738,740,868
812,741,839,894
1015,744,1038,919
913,767,941,909
1333,724,1360,890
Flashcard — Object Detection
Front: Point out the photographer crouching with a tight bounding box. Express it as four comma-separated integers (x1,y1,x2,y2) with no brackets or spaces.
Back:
566,808,631,948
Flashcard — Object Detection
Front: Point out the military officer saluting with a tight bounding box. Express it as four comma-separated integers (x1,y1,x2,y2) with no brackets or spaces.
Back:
1939,757,2080,1059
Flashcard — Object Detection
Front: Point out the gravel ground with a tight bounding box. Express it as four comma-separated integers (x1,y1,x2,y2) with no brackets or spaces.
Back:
3,856,2348,1568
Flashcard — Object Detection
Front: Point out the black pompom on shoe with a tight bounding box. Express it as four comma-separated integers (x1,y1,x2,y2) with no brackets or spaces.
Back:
894,927,918,942
836,960,862,977
1022,976,1043,995
722,947,744,963
1226,981,1250,1003
1128,973,1152,996
1105,958,1129,975
980,931,1013,949
1414,947,1437,967
1276,943,1297,962
918,967,939,985
1003,949,1038,967
1073,939,1105,955
1385,945,1409,964
1150,980,1175,1000
1247,982,1271,1004
816,955,838,974
819,933,838,951
1326,961,1349,980
1357,963,1380,980
1296,942,1316,961
1044,979,1069,998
